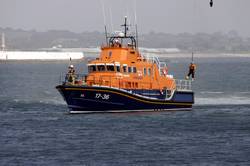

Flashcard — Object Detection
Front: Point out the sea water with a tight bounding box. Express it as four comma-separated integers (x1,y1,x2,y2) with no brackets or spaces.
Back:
0,57,250,165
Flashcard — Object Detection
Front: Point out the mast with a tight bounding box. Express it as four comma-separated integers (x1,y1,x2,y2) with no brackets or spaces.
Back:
121,16,128,37
106,16,138,49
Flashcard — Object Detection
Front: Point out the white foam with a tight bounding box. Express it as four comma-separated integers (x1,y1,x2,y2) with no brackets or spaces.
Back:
12,98,66,105
195,96,250,105
200,91,224,94
239,91,250,94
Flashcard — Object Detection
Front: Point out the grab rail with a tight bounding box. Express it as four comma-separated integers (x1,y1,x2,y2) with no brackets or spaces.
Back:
144,54,168,75
60,74,193,92
60,73,152,89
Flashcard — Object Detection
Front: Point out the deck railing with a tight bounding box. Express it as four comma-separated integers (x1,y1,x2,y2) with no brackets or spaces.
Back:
143,54,168,75
60,73,152,89
60,74,192,92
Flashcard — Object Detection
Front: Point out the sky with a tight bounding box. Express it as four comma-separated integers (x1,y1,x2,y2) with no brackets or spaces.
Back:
1,0,250,37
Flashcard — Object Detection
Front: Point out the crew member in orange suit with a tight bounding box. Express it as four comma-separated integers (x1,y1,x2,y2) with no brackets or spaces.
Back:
186,62,196,80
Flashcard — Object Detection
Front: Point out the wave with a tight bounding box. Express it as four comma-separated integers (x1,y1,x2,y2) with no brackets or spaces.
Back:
200,91,224,94
238,92,250,94
195,96,250,105
38,98,66,105
200,91,250,94
10,98,66,106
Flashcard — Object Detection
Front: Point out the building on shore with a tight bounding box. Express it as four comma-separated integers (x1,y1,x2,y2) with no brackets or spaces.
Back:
0,33,84,61
0,51,84,61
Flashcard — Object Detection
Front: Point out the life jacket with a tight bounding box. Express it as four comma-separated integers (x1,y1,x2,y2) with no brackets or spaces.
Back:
68,69,75,74
190,64,196,70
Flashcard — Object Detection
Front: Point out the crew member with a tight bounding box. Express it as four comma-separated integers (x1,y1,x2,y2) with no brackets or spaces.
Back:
114,39,121,47
67,64,76,84
186,62,196,80
162,66,168,76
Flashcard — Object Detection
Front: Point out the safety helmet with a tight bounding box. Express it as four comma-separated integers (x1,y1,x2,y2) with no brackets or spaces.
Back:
69,65,74,68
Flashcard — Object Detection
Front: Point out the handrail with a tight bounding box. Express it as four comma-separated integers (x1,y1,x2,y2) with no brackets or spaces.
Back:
60,74,193,101
60,73,153,89
144,54,167,75
61,73,87,85
60,73,194,94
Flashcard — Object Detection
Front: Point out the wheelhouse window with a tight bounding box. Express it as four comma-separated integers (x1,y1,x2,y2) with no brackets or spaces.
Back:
116,66,120,72
148,68,151,76
97,65,105,71
128,67,132,73
88,65,96,72
133,67,137,73
123,65,127,73
143,68,147,75
106,64,115,71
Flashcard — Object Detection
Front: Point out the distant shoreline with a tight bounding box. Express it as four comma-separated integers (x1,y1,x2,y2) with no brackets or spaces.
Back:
1,52,250,62
154,53,250,58
0,51,84,61
83,52,250,58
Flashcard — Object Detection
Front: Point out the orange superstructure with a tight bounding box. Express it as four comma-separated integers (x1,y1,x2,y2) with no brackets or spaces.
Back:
86,45,176,91
74,17,176,92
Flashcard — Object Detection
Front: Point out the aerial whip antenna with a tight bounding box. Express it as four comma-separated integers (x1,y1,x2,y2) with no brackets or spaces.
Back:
100,0,106,25
109,6,114,33
100,0,108,45
134,0,139,49
133,0,137,25
125,0,132,29
121,16,128,37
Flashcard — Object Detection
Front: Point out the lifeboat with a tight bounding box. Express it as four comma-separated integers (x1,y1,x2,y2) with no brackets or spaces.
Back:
56,17,194,113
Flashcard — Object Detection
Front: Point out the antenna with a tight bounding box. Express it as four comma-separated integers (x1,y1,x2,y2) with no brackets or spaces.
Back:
100,0,109,45
1,33,5,51
136,24,139,49
109,6,114,33
100,0,106,25
121,16,128,37
133,0,137,25
134,0,139,49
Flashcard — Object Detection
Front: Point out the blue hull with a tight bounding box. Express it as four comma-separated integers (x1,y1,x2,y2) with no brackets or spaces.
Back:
56,85,194,113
